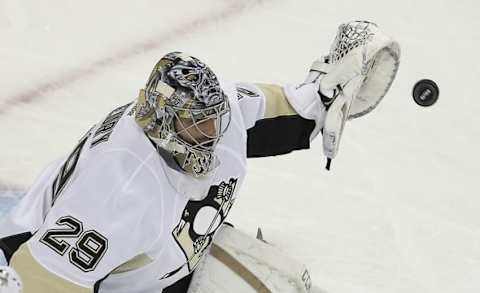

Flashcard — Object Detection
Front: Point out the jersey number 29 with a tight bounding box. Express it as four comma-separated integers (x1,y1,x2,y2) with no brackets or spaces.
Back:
40,216,108,272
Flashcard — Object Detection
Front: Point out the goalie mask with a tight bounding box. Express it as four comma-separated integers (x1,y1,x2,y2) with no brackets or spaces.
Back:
135,52,231,177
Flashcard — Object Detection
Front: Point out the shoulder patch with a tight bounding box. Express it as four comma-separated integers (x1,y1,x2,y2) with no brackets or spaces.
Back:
236,87,259,100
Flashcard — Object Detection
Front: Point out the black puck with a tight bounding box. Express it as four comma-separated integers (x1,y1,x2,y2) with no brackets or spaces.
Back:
412,79,439,107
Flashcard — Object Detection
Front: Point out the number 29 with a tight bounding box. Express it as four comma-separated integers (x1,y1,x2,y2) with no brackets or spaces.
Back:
40,216,108,272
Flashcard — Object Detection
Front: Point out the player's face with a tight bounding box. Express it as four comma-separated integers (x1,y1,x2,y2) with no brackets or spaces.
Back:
174,117,217,145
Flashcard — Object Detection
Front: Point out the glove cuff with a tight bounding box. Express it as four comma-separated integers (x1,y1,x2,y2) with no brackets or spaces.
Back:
283,83,326,141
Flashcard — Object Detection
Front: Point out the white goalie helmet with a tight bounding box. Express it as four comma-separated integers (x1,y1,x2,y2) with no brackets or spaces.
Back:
135,52,231,177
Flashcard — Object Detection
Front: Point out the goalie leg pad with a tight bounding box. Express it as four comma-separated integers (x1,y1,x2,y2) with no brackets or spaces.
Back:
188,225,312,293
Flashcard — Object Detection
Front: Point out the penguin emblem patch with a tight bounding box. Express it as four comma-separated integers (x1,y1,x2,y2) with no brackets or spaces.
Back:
168,178,238,277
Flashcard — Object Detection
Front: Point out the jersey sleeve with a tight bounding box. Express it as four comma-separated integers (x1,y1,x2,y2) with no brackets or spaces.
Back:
0,157,64,267
0,157,64,240
10,149,164,291
234,81,326,158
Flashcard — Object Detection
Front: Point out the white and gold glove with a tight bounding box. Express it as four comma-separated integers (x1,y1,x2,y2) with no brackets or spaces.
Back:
314,20,400,169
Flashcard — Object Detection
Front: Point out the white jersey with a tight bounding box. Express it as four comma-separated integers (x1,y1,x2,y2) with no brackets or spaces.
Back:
0,80,323,292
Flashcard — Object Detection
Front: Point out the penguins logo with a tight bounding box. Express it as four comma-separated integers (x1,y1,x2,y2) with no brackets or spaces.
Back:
172,178,238,274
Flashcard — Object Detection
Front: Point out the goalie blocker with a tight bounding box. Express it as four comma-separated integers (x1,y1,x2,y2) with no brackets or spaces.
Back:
187,225,312,293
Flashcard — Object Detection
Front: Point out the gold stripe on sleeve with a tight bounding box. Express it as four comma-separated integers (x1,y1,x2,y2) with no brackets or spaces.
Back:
10,244,91,293
255,83,297,119
111,254,153,274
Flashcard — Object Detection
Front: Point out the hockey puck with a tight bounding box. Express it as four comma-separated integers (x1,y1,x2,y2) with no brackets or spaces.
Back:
412,79,439,107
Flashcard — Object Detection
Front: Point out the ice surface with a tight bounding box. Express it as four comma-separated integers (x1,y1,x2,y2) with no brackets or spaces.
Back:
0,191,21,217
1,0,479,292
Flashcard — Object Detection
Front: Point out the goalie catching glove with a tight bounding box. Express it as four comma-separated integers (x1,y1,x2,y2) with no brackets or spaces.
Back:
307,20,401,169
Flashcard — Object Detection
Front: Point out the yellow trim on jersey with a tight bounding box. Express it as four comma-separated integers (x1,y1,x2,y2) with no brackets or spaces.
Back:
111,254,153,274
10,244,91,293
255,83,297,119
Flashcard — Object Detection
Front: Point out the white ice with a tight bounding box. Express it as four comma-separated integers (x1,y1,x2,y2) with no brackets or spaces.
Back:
0,0,479,292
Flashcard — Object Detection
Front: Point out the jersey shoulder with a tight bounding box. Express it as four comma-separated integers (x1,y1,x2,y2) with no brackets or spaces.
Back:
221,80,266,130
86,102,152,155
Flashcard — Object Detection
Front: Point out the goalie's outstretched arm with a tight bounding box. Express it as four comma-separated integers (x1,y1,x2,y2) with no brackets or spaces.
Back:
235,81,326,158
237,20,400,167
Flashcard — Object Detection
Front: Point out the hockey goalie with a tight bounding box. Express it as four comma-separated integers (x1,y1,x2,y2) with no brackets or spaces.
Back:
0,21,399,293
